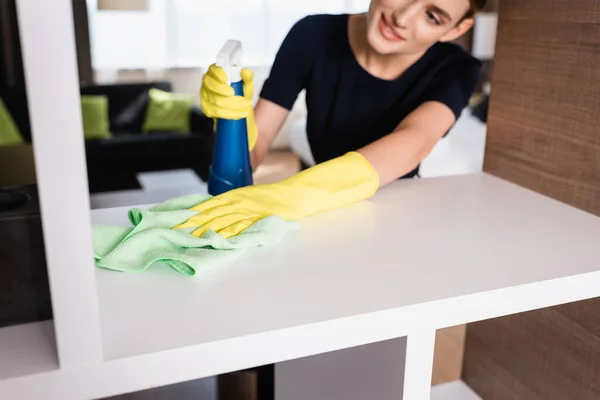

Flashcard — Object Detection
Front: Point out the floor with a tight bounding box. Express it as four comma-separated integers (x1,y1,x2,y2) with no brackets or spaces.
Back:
96,110,487,398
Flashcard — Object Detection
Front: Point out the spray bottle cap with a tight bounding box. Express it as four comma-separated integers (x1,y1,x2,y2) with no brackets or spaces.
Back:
216,40,243,85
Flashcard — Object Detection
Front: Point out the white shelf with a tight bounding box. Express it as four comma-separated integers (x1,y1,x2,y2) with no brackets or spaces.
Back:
431,381,483,400
10,0,596,397
16,0,104,367
93,173,600,361
1,173,599,399
0,321,58,380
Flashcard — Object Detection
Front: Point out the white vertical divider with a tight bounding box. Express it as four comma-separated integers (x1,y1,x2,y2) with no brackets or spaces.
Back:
15,0,103,366
402,328,437,400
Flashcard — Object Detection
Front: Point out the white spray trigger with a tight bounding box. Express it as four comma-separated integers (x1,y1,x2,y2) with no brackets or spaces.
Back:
216,40,243,85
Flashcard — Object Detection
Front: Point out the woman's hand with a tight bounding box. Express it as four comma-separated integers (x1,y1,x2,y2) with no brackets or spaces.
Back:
174,183,302,239
200,64,258,150
173,152,380,238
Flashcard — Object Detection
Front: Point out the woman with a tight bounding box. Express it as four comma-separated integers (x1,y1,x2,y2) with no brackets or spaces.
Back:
178,0,486,239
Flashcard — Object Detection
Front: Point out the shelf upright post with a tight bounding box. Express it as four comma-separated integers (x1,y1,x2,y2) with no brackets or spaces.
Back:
15,0,103,366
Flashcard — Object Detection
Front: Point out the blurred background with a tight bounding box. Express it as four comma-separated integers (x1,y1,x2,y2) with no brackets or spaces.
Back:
0,0,498,210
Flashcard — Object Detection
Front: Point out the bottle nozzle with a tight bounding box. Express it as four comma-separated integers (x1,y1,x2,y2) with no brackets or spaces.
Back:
216,40,243,85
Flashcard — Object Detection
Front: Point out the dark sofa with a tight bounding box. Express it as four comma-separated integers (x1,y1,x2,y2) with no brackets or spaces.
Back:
81,81,214,193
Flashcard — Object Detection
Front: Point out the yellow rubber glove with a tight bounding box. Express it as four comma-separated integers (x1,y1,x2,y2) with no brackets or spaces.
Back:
200,64,258,151
173,152,380,239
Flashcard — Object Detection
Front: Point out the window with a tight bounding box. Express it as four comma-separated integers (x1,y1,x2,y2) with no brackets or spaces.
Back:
86,0,371,69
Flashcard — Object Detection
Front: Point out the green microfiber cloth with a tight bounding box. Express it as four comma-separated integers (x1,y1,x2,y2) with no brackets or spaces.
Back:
93,194,300,276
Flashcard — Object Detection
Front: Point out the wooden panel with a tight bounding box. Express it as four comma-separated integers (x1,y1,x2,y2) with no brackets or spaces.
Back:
432,325,467,386
465,0,600,398
483,0,600,215
463,302,600,399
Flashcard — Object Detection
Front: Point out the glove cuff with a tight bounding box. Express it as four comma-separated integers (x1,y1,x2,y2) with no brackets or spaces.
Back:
277,151,380,218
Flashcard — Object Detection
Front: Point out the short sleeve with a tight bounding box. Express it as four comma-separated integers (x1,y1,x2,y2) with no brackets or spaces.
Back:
259,16,316,110
422,59,482,120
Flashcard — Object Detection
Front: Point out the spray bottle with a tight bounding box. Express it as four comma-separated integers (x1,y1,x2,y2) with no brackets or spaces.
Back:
207,40,253,196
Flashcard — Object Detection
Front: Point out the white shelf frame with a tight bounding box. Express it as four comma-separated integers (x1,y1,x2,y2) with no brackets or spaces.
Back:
14,0,102,367
1,1,599,400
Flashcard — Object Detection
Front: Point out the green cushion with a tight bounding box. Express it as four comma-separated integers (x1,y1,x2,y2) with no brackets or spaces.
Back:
142,88,193,134
81,95,112,140
0,97,24,146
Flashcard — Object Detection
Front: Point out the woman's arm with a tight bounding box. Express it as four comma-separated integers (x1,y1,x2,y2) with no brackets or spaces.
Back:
357,101,458,187
178,102,461,238
250,98,291,169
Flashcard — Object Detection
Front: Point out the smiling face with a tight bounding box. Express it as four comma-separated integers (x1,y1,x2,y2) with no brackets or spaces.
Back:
366,0,474,56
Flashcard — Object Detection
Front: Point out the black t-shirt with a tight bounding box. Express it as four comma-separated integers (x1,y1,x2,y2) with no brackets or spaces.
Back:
260,14,482,178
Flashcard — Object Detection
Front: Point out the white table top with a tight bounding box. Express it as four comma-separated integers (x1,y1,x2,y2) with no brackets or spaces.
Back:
2,172,599,399
92,173,600,361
